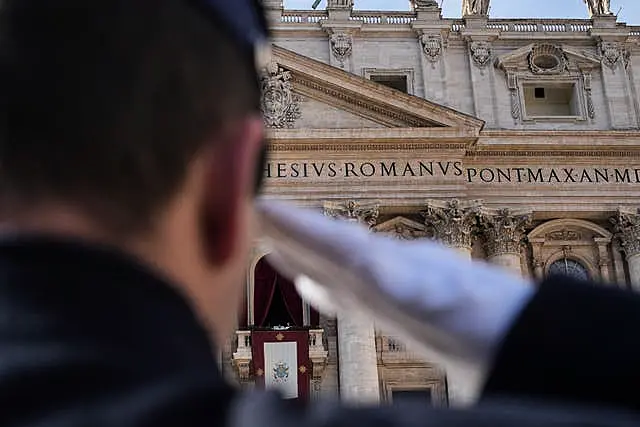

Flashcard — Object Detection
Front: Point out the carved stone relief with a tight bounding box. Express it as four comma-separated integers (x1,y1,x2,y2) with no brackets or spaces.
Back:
330,33,353,68
546,230,583,241
478,209,532,257
599,42,626,70
528,44,568,75
462,0,490,16
420,35,444,66
420,200,482,250
611,209,640,258
469,41,492,69
411,0,439,9
506,73,520,120
324,200,380,227
373,217,428,240
582,72,596,120
584,0,611,16
260,62,302,129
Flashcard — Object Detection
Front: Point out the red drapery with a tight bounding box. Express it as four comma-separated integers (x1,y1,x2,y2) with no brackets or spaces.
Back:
254,258,321,328
251,330,310,401
278,274,303,327
253,259,277,327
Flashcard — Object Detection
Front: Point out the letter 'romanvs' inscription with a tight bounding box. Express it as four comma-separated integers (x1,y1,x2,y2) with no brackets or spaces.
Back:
264,160,640,185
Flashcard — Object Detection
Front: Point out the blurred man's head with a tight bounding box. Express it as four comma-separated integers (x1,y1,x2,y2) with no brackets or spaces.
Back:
0,0,268,344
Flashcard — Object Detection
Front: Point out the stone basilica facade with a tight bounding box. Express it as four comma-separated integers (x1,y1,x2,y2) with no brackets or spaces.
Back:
225,0,640,408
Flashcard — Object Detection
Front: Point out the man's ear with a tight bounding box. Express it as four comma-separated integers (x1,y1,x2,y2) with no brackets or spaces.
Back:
201,116,264,266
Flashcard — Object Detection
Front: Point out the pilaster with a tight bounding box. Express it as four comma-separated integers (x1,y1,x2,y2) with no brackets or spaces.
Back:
461,20,501,128
411,4,451,106
321,0,362,72
591,15,636,129
611,208,640,288
261,0,283,27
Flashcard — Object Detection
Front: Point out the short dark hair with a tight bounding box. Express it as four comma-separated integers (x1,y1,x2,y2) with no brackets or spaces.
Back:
0,0,262,233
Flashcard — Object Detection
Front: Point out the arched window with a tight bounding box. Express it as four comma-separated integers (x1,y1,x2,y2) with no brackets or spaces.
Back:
547,258,590,281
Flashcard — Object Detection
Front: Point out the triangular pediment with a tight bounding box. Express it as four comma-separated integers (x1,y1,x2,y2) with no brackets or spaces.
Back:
496,43,601,74
373,216,428,240
269,45,484,132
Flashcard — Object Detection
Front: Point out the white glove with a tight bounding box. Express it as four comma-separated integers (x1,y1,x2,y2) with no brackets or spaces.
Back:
256,199,534,398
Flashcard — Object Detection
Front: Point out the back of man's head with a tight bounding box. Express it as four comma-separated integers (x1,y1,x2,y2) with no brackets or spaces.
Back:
0,0,262,234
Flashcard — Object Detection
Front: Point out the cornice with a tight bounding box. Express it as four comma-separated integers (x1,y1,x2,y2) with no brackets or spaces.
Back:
467,149,640,158
480,130,640,137
268,142,468,152
291,75,430,128
272,45,485,132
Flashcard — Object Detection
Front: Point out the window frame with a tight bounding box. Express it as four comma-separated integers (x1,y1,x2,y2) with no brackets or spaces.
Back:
518,75,587,123
363,68,415,95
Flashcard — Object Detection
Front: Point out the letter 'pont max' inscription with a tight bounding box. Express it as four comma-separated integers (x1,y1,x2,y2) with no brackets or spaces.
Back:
263,160,640,185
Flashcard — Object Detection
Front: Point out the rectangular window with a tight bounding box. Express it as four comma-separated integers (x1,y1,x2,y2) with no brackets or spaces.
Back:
523,83,578,118
370,74,409,93
391,389,433,405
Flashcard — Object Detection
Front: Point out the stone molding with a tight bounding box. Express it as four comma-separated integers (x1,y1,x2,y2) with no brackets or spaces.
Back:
611,208,640,258
420,199,482,249
478,208,533,256
373,216,429,240
272,45,485,131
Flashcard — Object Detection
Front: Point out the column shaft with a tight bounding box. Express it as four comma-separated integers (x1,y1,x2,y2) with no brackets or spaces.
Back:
627,254,640,290
337,316,380,404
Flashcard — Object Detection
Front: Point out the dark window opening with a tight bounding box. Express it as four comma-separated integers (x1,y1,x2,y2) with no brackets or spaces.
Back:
264,283,295,328
370,75,408,93
253,258,321,329
534,87,546,99
392,389,433,405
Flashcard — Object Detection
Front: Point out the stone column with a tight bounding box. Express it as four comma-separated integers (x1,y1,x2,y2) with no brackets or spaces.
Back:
420,199,482,406
611,208,640,288
324,200,381,405
478,209,532,275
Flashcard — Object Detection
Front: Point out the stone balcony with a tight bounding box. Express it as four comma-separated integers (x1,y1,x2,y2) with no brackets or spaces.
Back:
271,8,640,40
233,329,329,384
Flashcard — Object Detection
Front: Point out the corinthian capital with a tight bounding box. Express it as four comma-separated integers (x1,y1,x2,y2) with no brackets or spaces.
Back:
420,199,482,249
478,208,532,257
611,208,640,258
323,200,380,227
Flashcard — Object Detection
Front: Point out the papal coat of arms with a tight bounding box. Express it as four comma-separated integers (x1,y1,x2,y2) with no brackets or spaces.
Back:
260,62,302,129
470,42,492,68
421,35,443,65
272,361,290,384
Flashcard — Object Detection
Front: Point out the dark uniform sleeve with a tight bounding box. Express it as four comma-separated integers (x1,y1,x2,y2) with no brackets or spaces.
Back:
482,276,640,413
